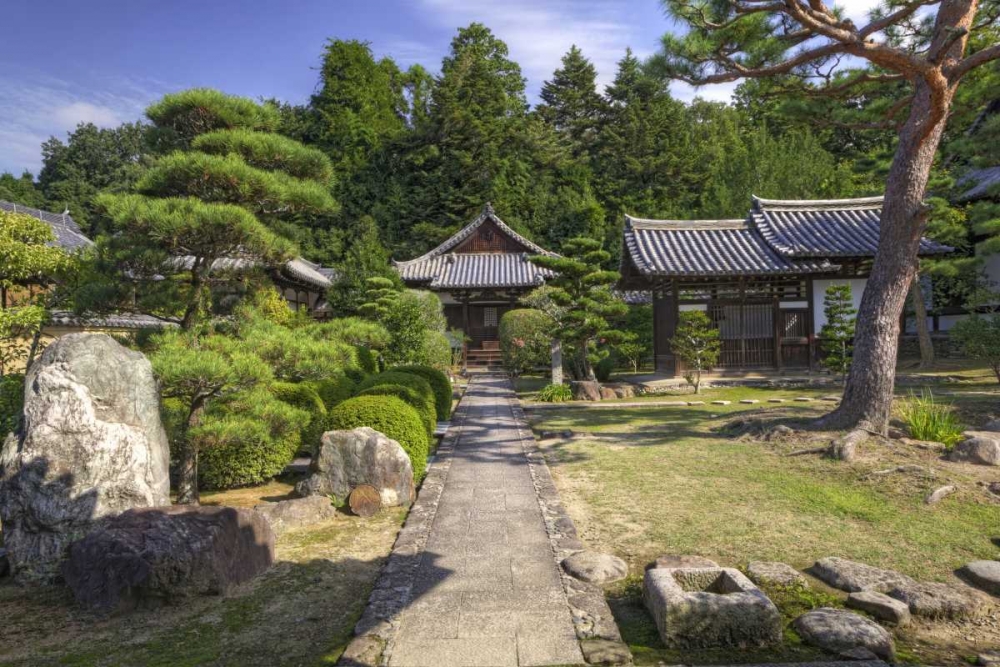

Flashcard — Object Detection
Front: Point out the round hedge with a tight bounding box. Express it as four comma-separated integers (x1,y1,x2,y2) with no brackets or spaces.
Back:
327,396,429,479
357,383,436,439
270,381,327,453
391,365,451,420
306,375,357,411
356,372,435,414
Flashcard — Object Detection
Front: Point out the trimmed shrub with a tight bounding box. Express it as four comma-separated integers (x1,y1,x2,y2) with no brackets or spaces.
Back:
537,383,573,402
594,355,615,382
392,365,452,420
499,309,552,376
0,373,25,438
271,381,327,453
306,375,357,411
421,330,453,371
357,383,436,439
357,371,435,412
327,396,429,479
356,346,378,374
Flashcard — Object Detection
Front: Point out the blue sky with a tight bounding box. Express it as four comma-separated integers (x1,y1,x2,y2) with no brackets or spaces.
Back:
0,0,876,176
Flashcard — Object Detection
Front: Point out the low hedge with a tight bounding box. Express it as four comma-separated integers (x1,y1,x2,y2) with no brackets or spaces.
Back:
356,371,435,414
357,383,436,439
306,375,357,411
0,373,25,438
271,381,327,453
391,365,451,420
327,395,429,479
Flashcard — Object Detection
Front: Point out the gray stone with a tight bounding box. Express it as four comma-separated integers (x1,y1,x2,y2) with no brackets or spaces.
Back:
0,333,170,583
846,591,911,625
562,551,628,585
711,400,731,405
648,554,719,571
979,650,1000,666
643,567,782,649
811,557,915,593
609,384,635,399
338,635,384,666
793,608,895,661
739,399,760,405
687,400,705,406
982,419,1000,432
599,386,617,401
950,432,1000,466
794,397,814,402
254,495,338,536
579,639,632,665
887,580,982,619
959,560,1000,596
571,381,602,402
925,484,957,504
295,428,414,507
62,505,275,613
768,398,788,403
989,481,1000,497
747,561,807,588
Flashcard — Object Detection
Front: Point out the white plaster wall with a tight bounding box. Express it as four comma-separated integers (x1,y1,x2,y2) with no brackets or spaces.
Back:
813,278,868,333
679,304,708,312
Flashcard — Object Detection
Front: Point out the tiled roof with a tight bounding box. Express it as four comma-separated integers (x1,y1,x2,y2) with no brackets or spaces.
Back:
623,217,834,277
0,200,93,250
47,310,179,330
956,166,1000,202
614,290,651,305
750,196,951,258
397,253,554,289
173,255,332,290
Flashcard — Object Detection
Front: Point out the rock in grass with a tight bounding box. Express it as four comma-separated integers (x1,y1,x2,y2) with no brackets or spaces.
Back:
924,484,957,504
711,400,731,405
847,591,911,625
570,381,602,402
253,496,338,536
793,608,895,661
739,399,760,405
811,557,915,593
887,581,982,619
747,561,807,588
562,551,628,584
579,639,632,665
959,560,1000,596
950,432,1000,466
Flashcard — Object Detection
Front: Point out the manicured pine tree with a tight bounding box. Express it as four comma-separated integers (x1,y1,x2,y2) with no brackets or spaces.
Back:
670,311,721,394
819,284,857,381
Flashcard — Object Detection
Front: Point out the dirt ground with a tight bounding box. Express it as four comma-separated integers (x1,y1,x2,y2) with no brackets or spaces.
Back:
0,481,405,667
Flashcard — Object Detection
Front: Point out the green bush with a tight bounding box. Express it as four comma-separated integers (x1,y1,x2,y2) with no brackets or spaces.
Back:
270,381,327,453
196,389,306,490
897,390,965,448
594,356,616,382
357,383,436,438
499,309,552,376
391,365,452,420
356,346,378,374
537,383,573,402
357,371,435,409
306,375,357,411
327,396,429,479
0,374,25,438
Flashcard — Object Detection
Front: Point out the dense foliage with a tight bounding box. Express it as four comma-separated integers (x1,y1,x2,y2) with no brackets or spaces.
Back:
498,309,554,377
951,314,1000,384
357,383,436,439
819,285,857,379
327,395,429,479
390,364,453,421
0,373,24,437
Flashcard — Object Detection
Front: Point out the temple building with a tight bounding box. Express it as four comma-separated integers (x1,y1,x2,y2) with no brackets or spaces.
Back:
618,196,952,376
394,204,556,368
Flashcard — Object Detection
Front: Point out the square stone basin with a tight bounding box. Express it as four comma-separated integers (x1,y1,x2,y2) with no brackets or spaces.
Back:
643,567,782,649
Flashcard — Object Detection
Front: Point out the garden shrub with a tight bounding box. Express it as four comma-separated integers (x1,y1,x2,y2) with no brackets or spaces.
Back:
391,365,452,420
0,373,25,438
537,383,573,402
594,355,616,382
357,371,435,411
421,330,453,371
357,383,436,438
498,309,552,376
327,395,429,479
897,390,965,448
356,346,377,374
270,381,327,452
306,375,357,410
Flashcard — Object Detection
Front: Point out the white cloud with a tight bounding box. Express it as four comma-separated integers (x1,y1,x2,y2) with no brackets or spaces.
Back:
833,0,884,24
52,101,122,129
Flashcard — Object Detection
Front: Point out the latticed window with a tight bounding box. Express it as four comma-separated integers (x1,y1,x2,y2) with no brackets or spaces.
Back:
483,307,498,327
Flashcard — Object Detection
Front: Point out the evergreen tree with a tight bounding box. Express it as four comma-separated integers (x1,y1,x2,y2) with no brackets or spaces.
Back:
0,172,45,209
819,284,857,380
670,311,721,394
328,216,401,316
537,46,605,158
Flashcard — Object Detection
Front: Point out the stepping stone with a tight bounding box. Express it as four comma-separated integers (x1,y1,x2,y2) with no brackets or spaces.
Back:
561,551,628,585
767,398,787,403
847,591,911,625
811,557,915,593
793,608,895,661
794,397,814,402
711,400,731,405
959,560,1000,596
739,399,760,405
888,580,982,619
580,639,632,665
687,401,705,406
821,395,841,402
648,554,718,570
747,561,807,588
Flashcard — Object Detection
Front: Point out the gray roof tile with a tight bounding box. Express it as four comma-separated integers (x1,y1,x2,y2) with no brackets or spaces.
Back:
956,166,1000,202
0,200,93,250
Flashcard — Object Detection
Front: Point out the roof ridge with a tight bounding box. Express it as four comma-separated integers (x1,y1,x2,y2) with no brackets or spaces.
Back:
626,214,747,230
751,194,884,210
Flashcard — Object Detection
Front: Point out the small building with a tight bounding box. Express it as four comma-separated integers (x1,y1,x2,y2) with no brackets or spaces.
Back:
618,196,951,376
394,204,556,366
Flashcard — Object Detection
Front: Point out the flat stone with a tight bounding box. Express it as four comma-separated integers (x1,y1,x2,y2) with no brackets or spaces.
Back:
687,400,705,406
747,561,807,588
562,551,628,585
925,484,957,504
768,398,787,403
739,399,760,405
662,401,689,406
793,608,894,661
959,560,1000,596
579,639,632,665
339,635,384,666
644,567,782,649
887,580,982,619
821,395,841,402
711,400,732,405
846,591,911,625
950,432,1000,466
253,495,338,536
648,554,719,571
794,397,814,402
811,557,915,593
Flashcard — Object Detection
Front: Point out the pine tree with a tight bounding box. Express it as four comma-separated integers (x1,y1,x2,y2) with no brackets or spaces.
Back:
327,216,400,316
537,46,605,158
670,311,721,394
820,284,857,380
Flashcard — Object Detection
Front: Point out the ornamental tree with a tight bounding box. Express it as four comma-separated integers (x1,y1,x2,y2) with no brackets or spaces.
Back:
527,237,628,381
671,310,721,394
819,284,858,380
651,0,1000,432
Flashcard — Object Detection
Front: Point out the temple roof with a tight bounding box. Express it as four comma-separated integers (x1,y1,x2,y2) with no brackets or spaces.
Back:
956,166,1000,202
395,204,557,290
0,200,93,250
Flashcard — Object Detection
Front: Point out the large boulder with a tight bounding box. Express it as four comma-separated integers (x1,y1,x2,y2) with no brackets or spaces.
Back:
295,428,414,507
950,432,1000,466
254,495,339,536
62,505,274,613
0,334,170,582
570,381,602,402
793,608,894,661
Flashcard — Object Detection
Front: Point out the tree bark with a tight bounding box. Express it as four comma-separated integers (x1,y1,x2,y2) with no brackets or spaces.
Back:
910,274,935,369
550,338,563,385
176,400,205,505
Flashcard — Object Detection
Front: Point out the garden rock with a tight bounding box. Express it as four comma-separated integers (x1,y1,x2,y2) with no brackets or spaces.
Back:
62,505,274,613
643,567,782,649
253,495,338,536
0,333,170,583
793,608,894,661
599,386,618,401
811,556,915,593
648,554,719,570
959,560,1000,596
950,432,1000,466
887,580,982,619
295,428,414,507
609,384,634,399
983,419,1000,432
925,484,957,504
846,591,911,625
571,381,602,402
711,400,731,405
988,481,1000,497
562,551,628,584
827,429,867,462
747,561,807,588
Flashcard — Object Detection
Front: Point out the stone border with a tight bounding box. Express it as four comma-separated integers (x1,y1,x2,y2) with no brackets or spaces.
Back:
508,383,632,665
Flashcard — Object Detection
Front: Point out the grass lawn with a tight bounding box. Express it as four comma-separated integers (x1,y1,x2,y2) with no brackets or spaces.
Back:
525,380,1000,665
0,481,405,667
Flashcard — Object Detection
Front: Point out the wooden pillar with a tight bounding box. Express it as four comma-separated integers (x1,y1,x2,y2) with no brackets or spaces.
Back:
461,296,470,373
806,277,816,372
653,281,680,377
773,293,782,372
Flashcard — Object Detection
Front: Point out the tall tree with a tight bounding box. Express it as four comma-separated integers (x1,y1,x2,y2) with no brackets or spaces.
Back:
537,45,606,158
653,0,1000,433
0,172,44,209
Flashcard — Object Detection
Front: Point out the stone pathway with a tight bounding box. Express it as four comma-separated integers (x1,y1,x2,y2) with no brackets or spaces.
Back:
387,375,585,666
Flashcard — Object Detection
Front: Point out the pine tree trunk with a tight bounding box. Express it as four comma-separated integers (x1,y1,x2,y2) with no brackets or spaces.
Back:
816,78,953,433
910,274,935,369
176,400,204,505
551,338,563,385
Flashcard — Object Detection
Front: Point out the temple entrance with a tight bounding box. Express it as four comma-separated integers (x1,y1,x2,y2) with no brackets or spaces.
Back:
707,302,776,370
468,304,508,348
